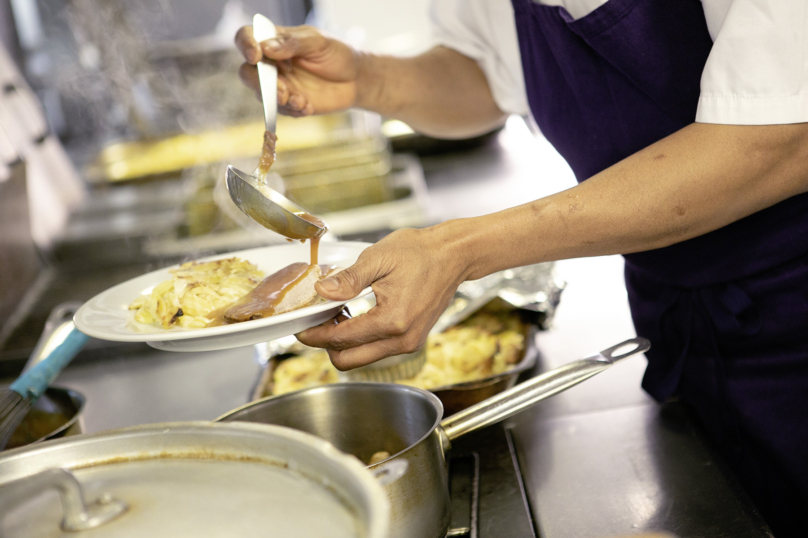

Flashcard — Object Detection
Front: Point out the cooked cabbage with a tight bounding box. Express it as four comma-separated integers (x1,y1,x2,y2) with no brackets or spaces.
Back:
129,257,263,329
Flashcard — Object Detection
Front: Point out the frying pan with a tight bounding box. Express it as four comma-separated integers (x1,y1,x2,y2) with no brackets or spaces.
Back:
218,337,650,538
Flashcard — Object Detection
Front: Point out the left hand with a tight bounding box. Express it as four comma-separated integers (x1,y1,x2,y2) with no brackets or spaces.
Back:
296,227,468,370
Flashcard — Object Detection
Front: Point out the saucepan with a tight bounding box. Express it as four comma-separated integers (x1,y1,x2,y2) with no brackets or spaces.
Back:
4,303,86,450
218,337,650,538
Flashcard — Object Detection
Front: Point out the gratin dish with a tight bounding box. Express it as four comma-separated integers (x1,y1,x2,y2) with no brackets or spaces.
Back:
250,312,539,415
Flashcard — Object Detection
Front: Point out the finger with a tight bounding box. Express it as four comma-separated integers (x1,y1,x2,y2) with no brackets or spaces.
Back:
259,25,328,61
326,338,421,370
238,63,261,97
314,252,387,301
287,93,306,111
297,308,397,350
279,104,311,117
277,78,290,106
235,26,262,64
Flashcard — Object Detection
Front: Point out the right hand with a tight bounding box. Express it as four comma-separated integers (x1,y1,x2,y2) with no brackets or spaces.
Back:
235,25,364,117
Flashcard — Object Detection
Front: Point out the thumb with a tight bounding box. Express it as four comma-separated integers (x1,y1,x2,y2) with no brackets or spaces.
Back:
260,25,328,61
315,257,383,301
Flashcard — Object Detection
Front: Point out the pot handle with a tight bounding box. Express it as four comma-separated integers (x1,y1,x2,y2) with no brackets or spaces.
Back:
0,468,127,531
440,337,650,442
369,459,409,487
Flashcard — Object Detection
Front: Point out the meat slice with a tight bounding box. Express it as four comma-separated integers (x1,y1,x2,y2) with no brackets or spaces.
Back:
224,263,322,322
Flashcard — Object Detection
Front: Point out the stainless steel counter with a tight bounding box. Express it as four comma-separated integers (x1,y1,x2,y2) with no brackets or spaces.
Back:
3,117,771,537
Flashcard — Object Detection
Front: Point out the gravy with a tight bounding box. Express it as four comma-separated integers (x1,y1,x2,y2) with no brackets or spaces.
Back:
257,130,278,177
293,211,328,266
223,262,315,322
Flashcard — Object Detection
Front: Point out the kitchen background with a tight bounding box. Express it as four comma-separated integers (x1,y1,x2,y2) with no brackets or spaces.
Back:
0,1,773,537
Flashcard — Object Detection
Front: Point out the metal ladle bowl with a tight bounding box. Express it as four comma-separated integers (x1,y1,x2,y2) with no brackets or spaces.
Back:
225,165,327,240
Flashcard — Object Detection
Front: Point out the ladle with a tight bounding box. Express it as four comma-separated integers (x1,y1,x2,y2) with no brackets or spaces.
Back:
226,165,327,239
226,14,327,240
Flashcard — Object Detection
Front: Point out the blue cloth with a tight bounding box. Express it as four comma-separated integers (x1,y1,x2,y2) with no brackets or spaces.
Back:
510,0,808,534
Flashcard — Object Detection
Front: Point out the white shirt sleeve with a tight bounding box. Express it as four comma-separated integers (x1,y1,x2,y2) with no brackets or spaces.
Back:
697,0,808,125
430,0,530,116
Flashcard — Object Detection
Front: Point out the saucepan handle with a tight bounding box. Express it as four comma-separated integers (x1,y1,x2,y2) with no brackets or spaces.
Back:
0,468,127,531
440,337,650,442
369,459,409,487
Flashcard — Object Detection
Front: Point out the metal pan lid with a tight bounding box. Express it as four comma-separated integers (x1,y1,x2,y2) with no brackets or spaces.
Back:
0,422,392,538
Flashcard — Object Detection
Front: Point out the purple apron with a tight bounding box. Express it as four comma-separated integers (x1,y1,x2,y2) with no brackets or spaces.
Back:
510,0,808,534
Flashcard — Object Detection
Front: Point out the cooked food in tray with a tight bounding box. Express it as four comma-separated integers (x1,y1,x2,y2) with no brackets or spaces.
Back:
272,350,340,395
261,303,529,397
398,310,525,390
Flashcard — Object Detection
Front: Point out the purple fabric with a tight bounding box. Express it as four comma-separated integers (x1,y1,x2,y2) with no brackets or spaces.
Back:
511,0,808,534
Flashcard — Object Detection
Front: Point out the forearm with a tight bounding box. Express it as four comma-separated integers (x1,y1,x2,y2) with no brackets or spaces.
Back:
437,122,808,280
356,46,506,139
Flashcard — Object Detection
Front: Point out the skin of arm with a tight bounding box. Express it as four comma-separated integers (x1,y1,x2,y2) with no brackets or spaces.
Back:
297,121,808,369
235,25,506,138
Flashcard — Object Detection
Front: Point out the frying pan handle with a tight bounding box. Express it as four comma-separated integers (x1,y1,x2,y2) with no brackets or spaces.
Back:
440,337,650,442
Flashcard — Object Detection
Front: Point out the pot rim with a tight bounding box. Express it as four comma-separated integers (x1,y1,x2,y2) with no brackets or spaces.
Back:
217,383,446,467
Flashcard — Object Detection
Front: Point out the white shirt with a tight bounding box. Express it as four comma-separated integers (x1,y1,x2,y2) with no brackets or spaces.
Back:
431,0,808,125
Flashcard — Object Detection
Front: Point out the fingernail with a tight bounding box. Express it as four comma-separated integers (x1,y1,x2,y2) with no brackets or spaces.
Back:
319,277,340,292
264,38,281,50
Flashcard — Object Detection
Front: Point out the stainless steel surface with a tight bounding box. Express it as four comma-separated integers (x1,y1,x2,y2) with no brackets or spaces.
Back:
441,337,649,441
0,160,41,349
218,339,646,538
1,468,128,531
511,403,772,538
0,422,391,538
225,164,328,239
252,14,278,135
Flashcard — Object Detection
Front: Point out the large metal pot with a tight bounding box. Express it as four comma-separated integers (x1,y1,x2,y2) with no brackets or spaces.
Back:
0,422,404,538
218,337,650,538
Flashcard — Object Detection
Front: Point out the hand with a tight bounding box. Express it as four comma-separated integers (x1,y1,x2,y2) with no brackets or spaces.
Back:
296,227,469,370
235,24,365,117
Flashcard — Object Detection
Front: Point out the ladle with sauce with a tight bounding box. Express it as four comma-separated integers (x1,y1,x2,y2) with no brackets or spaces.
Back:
226,164,328,243
226,13,328,246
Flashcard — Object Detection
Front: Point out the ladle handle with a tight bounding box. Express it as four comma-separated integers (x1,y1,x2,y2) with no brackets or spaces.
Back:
440,337,650,442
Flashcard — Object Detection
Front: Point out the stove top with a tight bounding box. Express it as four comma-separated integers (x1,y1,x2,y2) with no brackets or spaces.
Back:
447,423,536,538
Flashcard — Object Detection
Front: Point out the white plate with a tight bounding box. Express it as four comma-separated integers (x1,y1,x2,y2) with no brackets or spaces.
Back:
74,242,372,352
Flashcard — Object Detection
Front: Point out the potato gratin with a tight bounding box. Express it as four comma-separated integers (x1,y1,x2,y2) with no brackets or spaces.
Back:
129,258,264,329
266,304,526,396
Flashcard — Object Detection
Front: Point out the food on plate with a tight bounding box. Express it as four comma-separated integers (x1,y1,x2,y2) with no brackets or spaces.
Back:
222,262,323,322
272,350,340,395
128,258,264,329
129,255,342,330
